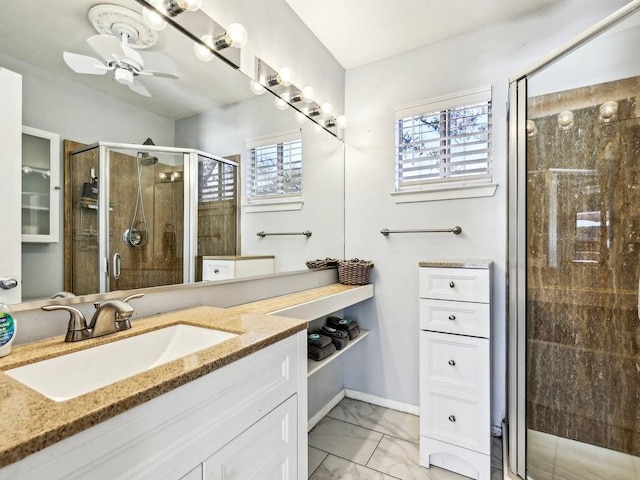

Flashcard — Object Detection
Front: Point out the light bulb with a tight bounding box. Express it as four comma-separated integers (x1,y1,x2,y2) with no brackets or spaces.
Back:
295,112,308,124
226,23,248,48
250,80,266,95
184,0,203,11
159,172,168,180
275,97,289,111
277,67,294,86
321,102,334,118
142,4,167,31
301,86,316,103
336,115,347,129
194,35,214,62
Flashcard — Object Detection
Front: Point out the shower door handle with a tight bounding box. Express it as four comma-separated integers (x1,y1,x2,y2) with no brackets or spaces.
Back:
112,253,121,280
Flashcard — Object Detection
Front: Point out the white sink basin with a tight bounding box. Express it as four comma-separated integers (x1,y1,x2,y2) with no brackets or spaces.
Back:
5,324,237,402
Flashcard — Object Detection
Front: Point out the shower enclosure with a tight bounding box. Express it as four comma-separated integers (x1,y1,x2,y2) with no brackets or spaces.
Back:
508,2,640,479
67,142,238,295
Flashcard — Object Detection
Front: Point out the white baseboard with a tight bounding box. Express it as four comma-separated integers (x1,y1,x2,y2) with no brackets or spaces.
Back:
307,389,346,432
345,389,420,416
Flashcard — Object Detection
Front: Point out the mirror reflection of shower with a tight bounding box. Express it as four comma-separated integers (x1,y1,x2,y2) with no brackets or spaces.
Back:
123,138,158,248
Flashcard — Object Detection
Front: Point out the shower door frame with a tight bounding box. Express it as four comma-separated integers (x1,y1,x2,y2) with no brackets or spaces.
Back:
90,142,237,293
506,1,640,478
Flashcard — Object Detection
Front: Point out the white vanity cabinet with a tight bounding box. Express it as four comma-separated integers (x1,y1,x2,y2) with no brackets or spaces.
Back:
0,332,307,480
419,262,492,480
202,256,275,281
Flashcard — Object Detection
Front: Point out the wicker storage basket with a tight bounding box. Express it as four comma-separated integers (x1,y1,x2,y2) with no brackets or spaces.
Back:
305,258,339,269
337,259,374,285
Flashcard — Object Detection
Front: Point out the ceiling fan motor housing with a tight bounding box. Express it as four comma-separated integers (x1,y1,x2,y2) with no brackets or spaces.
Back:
115,67,134,85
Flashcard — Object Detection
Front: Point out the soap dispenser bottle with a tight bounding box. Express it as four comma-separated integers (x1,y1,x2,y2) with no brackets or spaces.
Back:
0,302,16,357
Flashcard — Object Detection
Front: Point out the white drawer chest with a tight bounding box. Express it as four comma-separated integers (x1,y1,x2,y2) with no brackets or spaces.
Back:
419,261,492,480
201,255,275,281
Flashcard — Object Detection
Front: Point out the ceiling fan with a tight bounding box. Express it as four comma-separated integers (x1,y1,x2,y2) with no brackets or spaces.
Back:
63,32,179,97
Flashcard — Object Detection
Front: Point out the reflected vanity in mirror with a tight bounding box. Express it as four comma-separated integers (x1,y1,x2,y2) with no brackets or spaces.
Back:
0,0,345,304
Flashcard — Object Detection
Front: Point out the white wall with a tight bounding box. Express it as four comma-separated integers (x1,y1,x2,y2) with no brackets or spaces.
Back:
0,53,175,302
342,0,630,429
175,93,345,272
201,0,345,116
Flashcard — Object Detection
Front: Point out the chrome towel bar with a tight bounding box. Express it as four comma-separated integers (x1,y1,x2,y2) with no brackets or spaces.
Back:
257,230,312,238
380,226,462,236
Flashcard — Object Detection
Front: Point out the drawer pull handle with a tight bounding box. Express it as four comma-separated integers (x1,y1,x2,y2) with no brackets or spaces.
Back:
449,281,455,288
448,314,456,321
448,360,456,366
448,415,456,422
214,269,220,274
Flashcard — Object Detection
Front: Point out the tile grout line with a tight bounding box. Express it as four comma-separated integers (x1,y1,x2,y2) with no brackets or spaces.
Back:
307,447,329,479
325,413,419,445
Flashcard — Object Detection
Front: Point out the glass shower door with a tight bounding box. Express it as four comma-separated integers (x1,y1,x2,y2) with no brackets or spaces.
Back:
106,145,185,291
509,6,640,479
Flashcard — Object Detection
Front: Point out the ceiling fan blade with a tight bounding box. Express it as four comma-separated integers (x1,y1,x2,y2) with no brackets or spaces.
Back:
129,80,151,97
139,70,180,80
63,52,108,75
87,34,127,63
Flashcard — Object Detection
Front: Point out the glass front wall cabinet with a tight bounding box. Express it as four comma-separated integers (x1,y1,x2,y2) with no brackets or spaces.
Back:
21,126,60,243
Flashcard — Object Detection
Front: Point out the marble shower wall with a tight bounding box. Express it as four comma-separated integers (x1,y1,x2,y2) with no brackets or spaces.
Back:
526,77,640,455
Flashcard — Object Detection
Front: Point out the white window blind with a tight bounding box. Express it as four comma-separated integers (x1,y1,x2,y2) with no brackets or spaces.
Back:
395,88,492,191
198,159,236,203
246,130,302,201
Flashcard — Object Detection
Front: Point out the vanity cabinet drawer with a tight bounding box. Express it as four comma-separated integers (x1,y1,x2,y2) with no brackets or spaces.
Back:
420,331,489,396
420,299,490,338
202,261,235,281
420,385,490,455
419,267,490,303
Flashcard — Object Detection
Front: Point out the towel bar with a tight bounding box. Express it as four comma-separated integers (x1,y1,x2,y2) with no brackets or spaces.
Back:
380,226,462,236
257,230,312,238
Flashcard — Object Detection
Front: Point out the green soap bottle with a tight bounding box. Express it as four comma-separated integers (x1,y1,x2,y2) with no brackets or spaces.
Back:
0,303,16,357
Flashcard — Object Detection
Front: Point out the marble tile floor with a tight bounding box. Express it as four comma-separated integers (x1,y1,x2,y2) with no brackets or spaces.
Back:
308,397,503,479
527,430,640,480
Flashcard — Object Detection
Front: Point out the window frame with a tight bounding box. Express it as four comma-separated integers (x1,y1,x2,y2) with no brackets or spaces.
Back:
393,87,497,203
244,129,303,212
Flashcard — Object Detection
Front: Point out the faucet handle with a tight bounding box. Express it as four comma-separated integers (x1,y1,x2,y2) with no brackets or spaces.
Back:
41,305,89,342
123,293,144,304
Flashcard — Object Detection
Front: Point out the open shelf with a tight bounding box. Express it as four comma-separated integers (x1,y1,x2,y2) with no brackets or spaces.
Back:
307,329,369,377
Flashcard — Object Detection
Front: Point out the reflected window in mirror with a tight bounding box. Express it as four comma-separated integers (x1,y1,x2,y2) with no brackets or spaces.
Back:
245,130,303,210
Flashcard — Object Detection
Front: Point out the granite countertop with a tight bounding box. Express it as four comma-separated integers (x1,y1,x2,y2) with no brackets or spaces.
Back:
419,259,493,269
0,284,361,468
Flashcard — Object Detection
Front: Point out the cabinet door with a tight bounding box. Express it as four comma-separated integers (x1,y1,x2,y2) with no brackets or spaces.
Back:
204,395,297,480
0,68,22,304
22,126,60,243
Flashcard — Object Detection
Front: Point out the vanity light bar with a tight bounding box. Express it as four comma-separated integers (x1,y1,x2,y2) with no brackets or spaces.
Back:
254,58,344,135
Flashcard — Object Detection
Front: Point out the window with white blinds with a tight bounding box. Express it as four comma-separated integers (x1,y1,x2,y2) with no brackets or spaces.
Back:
246,130,302,201
395,88,492,191
198,158,236,203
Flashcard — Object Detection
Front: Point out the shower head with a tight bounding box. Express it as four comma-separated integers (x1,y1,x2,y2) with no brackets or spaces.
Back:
138,152,158,166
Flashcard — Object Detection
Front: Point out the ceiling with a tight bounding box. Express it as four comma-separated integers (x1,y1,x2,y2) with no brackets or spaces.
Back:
0,0,252,119
283,0,562,69
0,0,564,118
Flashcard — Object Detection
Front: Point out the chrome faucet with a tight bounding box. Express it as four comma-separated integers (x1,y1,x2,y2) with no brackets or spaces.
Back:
42,293,144,342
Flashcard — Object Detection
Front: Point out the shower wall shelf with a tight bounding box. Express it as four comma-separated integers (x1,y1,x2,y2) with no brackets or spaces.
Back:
21,126,60,243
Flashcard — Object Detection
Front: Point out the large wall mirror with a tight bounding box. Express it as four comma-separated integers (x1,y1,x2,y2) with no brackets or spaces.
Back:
1,0,345,305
